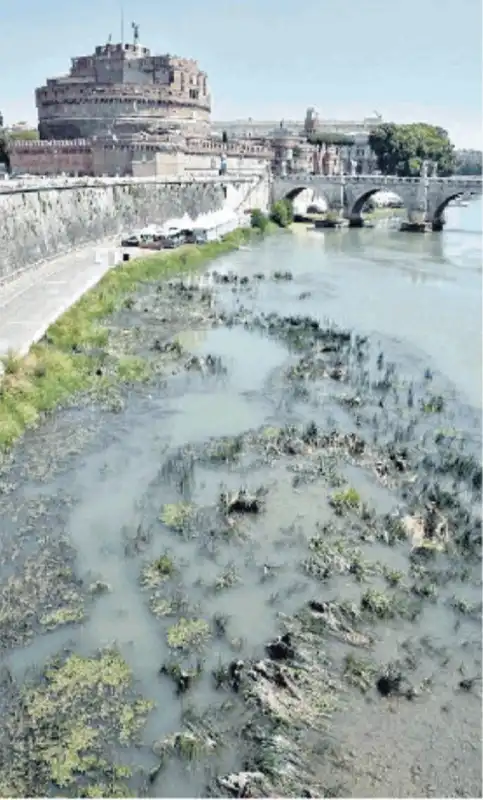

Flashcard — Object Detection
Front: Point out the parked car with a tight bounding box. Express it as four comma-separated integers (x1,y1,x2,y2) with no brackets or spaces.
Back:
182,229,197,244
121,235,140,247
165,231,186,247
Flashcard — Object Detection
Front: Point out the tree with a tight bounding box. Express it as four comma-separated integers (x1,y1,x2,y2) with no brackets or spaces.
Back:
250,208,269,232
270,199,293,228
368,122,455,177
308,132,355,147
0,112,10,171
9,129,39,141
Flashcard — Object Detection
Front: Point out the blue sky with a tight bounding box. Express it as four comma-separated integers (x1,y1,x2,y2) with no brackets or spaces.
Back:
1,0,481,147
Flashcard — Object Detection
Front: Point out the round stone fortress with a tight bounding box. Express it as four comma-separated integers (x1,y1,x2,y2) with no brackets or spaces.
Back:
36,38,211,140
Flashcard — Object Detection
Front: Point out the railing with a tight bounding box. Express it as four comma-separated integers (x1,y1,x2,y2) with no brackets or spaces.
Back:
277,173,482,185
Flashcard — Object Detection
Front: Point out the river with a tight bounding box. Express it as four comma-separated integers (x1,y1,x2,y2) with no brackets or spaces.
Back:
0,199,481,798
289,199,482,409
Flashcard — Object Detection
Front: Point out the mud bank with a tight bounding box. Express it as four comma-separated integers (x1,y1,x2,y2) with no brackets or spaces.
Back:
0,233,481,798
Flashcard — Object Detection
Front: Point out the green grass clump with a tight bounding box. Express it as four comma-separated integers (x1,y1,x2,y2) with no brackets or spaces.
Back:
329,486,361,515
160,502,193,532
166,618,211,651
0,228,259,454
141,553,176,588
342,653,378,693
40,605,85,631
154,729,217,762
360,588,400,619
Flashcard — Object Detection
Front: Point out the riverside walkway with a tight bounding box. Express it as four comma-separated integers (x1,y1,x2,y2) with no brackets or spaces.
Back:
0,240,127,359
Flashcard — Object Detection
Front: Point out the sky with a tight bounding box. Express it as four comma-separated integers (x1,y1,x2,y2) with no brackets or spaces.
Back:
1,0,481,148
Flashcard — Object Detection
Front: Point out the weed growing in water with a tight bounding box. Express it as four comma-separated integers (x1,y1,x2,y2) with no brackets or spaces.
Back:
0,649,152,797
160,502,194,532
421,394,445,413
159,660,204,694
329,486,362,515
166,618,211,651
342,653,378,693
212,565,240,593
360,587,417,620
141,553,176,588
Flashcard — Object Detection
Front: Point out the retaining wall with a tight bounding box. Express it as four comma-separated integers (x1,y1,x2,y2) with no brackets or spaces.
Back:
0,180,226,282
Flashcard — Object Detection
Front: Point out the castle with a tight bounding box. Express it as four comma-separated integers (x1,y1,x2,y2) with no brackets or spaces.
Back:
9,33,379,179
36,33,211,141
10,30,271,178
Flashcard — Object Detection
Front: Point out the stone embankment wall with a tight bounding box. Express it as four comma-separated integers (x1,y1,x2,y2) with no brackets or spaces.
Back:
0,180,226,282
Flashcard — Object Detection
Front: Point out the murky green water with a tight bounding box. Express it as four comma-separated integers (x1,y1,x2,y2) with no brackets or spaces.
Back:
0,200,481,798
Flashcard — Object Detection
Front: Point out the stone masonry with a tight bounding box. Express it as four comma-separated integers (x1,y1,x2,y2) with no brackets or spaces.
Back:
272,174,482,227
0,176,266,282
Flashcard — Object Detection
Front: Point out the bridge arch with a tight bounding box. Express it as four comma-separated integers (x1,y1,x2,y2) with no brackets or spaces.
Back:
278,184,332,212
350,186,405,218
432,191,475,227
283,186,306,201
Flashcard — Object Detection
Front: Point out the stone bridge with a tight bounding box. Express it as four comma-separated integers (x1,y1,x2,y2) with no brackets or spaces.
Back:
272,174,482,229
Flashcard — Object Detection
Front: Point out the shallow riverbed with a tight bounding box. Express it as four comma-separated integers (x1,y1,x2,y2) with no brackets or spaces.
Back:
0,204,481,798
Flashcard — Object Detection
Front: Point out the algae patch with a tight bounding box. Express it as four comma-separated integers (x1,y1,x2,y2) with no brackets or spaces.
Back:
0,649,153,797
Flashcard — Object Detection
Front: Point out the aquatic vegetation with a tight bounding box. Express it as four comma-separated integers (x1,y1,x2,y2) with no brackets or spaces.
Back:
0,649,153,797
329,486,362,515
421,394,445,413
167,618,211,650
206,434,244,463
40,605,85,630
154,728,217,762
160,501,194,532
159,660,204,694
0,544,86,648
342,653,378,693
149,587,192,619
141,553,176,588
213,565,240,592
359,587,416,620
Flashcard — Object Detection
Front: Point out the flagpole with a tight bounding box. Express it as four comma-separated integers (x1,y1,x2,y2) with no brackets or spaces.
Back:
120,1,124,46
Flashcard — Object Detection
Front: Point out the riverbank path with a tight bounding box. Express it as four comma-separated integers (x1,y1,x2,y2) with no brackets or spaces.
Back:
0,241,134,359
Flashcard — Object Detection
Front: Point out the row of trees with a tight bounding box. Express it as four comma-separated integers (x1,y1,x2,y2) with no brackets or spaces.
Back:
308,132,356,147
